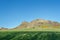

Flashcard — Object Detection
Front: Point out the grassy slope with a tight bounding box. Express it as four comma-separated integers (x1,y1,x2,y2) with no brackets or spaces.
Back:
1,28,60,32
11,28,60,32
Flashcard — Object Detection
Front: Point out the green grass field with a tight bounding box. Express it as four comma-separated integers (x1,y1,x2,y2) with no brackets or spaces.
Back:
0,27,60,40
0,31,60,40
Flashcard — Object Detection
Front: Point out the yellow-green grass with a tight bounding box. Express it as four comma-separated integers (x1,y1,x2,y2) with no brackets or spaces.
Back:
0,27,60,32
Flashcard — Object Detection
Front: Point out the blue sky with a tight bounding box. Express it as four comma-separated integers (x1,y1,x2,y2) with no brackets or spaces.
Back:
0,0,60,28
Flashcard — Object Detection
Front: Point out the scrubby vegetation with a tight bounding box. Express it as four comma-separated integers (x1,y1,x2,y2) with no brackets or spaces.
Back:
0,31,60,40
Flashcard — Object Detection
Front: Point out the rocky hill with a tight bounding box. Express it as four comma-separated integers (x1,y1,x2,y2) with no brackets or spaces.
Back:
13,19,60,30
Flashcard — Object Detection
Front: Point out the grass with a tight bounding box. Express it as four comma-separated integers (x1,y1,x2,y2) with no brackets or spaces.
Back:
0,31,60,40
0,27,60,40
8,27,60,32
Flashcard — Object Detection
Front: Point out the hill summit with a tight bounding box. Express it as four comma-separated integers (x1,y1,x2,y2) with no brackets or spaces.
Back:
13,19,60,30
